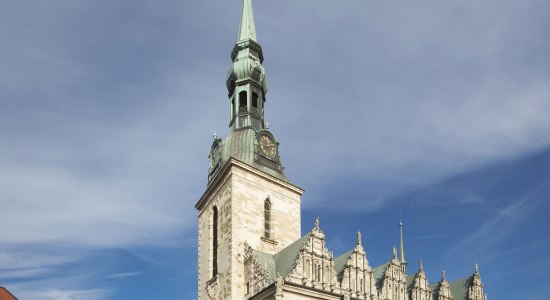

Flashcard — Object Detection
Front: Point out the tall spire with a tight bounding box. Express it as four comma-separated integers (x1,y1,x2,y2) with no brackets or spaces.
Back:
227,0,268,132
400,217,407,273
238,0,257,42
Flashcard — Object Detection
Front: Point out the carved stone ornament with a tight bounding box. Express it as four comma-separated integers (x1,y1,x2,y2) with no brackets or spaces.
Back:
244,242,254,260
206,276,219,300
251,257,269,293
286,250,303,281
343,292,351,300
276,273,284,296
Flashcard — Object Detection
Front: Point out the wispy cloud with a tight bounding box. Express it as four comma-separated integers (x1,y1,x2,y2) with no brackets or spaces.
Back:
16,288,113,300
408,234,449,241
449,180,550,255
104,272,141,279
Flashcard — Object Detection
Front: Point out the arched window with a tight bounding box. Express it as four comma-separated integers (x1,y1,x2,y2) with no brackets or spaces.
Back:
239,91,247,111
212,206,218,277
252,92,259,112
264,199,271,239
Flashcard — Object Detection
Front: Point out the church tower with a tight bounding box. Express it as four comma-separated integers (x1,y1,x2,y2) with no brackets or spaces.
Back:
195,0,304,299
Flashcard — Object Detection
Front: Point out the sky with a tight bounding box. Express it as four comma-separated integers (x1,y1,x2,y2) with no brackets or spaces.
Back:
1,0,549,299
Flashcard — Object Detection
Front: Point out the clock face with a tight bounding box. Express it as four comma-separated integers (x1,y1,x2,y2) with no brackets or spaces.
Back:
209,145,220,168
259,135,277,158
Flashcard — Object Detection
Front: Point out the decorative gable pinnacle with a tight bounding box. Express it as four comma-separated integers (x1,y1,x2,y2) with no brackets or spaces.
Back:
313,217,320,232
356,230,362,246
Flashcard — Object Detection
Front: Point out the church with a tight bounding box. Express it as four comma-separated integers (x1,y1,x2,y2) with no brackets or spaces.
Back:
195,1,488,299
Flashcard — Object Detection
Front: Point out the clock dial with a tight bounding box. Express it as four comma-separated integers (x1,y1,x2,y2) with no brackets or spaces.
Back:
209,144,220,168
259,135,277,158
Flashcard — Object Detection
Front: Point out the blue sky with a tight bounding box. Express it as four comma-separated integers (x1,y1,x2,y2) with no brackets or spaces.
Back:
1,0,549,299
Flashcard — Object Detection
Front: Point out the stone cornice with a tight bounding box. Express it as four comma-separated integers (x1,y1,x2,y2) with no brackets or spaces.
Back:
195,158,304,211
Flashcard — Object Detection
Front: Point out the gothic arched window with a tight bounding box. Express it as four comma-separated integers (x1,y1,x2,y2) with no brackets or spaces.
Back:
212,206,219,277
264,199,271,239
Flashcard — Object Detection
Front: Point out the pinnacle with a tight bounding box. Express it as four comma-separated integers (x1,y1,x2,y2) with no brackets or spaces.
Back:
237,0,257,42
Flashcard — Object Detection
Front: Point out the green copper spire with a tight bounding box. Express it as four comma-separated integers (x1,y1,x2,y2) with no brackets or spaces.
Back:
238,0,257,42
400,218,407,273
226,0,268,131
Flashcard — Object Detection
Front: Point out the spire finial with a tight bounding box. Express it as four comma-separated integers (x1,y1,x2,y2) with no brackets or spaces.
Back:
475,263,479,273
356,230,362,245
238,0,257,42
213,132,218,140
399,215,407,271
392,246,398,259
442,270,446,280
419,259,423,270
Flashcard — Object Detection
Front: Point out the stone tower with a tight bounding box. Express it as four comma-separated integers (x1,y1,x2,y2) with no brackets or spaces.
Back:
195,0,304,299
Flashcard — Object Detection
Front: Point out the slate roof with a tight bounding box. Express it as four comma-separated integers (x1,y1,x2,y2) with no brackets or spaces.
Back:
252,250,276,284
406,274,415,290
274,233,311,277
333,250,353,279
372,263,389,289
250,233,312,285
429,276,472,300
448,276,472,300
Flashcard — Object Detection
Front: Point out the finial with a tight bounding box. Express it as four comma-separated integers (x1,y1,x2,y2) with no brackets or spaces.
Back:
419,259,423,270
399,216,406,263
356,230,362,245
442,270,446,280
265,122,269,129
238,0,257,42
475,263,479,273
313,217,320,231
392,246,398,259
213,132,218,140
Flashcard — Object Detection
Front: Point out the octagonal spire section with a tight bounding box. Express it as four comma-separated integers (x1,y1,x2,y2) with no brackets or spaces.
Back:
227,0,268,132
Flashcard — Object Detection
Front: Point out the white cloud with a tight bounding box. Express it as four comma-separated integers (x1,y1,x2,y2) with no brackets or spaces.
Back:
104,272,141,279
0,0,549,296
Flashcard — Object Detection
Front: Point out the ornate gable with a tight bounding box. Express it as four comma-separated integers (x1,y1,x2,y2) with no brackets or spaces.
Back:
338,231,377,299
284,218,339,293
468,264,486,300
410,260,432,300
379,247,408,300
434,271,453,300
